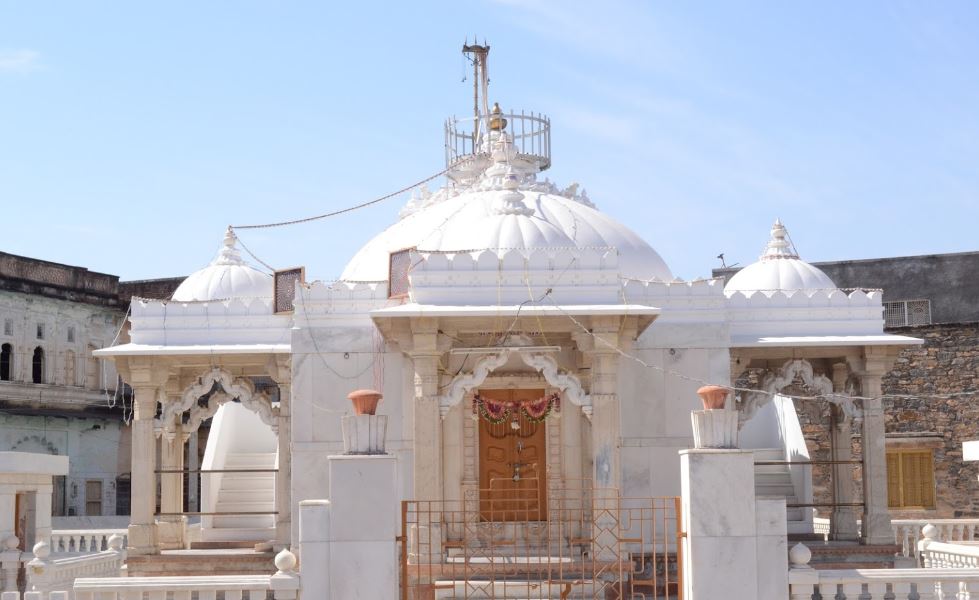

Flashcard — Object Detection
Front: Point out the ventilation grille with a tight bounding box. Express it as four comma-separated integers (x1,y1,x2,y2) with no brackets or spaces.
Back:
273,267,305,314
883,299,932,327
388,249,414,298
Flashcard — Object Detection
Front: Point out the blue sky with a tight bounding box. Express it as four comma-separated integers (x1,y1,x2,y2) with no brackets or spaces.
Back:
1,1,977,282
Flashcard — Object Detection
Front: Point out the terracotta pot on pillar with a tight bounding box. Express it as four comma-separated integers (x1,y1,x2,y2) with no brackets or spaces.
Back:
691,385,738,449
696,385,729,410
347,389,383,415
343,389,388,454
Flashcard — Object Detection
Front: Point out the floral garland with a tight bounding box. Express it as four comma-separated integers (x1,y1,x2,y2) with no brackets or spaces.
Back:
522,393,560,423
471,393,561,425
473,394,513,424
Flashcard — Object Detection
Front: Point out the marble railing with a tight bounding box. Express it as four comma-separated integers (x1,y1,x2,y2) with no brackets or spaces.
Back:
789,568,979,599
73,549,300,600
49,529,127,554
26,537,125,597
918,524,979,568
812,517,979,559
789,542,979,599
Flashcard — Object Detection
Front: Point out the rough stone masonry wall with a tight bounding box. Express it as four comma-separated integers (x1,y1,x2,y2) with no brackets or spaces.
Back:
800,322,979,518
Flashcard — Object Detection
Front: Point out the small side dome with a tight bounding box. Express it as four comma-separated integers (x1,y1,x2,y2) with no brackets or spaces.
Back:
725,220,835,293
171,229,273,302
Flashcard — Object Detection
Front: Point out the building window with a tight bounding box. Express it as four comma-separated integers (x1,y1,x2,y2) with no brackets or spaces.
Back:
0,344,11,381
67,326,75,343
32,346,45,384
883,299,932,327
36,323,45,340
85,480,103,516
3,319,12,336
115,474,131,516
887,449,936,509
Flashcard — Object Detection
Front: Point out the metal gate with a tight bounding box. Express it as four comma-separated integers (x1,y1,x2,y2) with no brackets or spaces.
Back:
399,482,683,599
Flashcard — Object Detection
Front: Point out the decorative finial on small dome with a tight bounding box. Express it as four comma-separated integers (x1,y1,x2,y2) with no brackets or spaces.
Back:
214,227,246,266
761,218,800,260
489,102,507,131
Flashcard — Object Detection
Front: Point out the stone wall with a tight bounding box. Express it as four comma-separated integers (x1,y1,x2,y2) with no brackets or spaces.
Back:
800,322,979,518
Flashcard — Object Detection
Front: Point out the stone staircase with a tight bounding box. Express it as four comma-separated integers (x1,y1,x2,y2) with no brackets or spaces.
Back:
797,542,906,570
201,451,276,543
753,448,808,534
126,549,277,577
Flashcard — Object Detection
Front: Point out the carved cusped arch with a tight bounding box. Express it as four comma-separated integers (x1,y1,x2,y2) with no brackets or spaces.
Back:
437,348,591,419
161,367,278,433
738,359,839,427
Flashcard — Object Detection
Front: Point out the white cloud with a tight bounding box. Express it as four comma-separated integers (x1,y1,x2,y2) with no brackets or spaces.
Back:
0,49,42,73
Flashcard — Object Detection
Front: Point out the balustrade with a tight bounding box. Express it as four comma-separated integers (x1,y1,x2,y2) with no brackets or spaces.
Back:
49,529,128,554
72,549,299,600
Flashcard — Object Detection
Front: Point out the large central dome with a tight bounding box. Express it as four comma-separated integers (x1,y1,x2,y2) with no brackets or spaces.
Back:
341,184,672,282
342,123,671,283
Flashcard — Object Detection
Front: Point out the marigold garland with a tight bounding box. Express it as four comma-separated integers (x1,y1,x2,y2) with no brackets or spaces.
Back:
472,392,560,425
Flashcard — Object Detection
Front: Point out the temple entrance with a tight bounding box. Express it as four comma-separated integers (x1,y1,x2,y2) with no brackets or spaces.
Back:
477,389,548,521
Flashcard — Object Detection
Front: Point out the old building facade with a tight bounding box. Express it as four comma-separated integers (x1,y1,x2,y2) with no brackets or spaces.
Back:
0,251,184,517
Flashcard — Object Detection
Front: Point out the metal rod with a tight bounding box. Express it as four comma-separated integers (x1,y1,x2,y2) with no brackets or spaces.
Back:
754,460,862,466
154,469,278,474
157,511,279,516
786,502,865,508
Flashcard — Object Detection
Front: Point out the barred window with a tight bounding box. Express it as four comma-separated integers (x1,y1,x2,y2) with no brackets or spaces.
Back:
3,319,12,336
883,299,931,327
67,326,75,343
887,449,935,509
36,323,45,340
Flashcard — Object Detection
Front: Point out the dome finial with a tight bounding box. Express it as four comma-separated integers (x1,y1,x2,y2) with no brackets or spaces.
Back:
215,227,245,266
761,218,799,260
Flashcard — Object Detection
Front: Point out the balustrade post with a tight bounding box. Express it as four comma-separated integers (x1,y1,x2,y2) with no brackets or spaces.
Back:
270,548,300,600
867,582,886,599
892,581,912,600
0,536,20,593
25,540,52,595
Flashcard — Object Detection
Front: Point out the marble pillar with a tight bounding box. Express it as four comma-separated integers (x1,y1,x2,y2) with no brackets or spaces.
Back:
442,401,464,541
158,420,186,550
326,455,398,599
410,351,442,501
33,485,52,546
860,353,893,545
187,430,200,513
128,384,160,555
276,382,293,550
680,449,759,600
829,363,859,541
589,347,620,489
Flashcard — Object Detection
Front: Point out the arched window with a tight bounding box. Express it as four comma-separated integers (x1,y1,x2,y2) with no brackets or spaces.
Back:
32,347,45,384
0,344,11,381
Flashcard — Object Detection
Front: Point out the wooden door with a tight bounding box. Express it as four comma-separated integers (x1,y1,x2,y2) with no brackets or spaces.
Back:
478,389,548,521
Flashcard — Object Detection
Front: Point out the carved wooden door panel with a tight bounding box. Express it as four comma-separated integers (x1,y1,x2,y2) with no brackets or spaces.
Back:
478,389,548,521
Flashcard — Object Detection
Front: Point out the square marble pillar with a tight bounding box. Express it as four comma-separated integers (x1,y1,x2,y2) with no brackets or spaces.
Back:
326,454,398,600
680,449,759,600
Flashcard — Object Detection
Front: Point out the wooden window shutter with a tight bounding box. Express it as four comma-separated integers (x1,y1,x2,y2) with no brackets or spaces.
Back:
886,453,901,508
886,449,935,509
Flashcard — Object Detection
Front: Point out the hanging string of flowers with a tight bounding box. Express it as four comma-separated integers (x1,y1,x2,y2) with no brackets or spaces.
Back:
471,392,561,425
522,393,560,423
